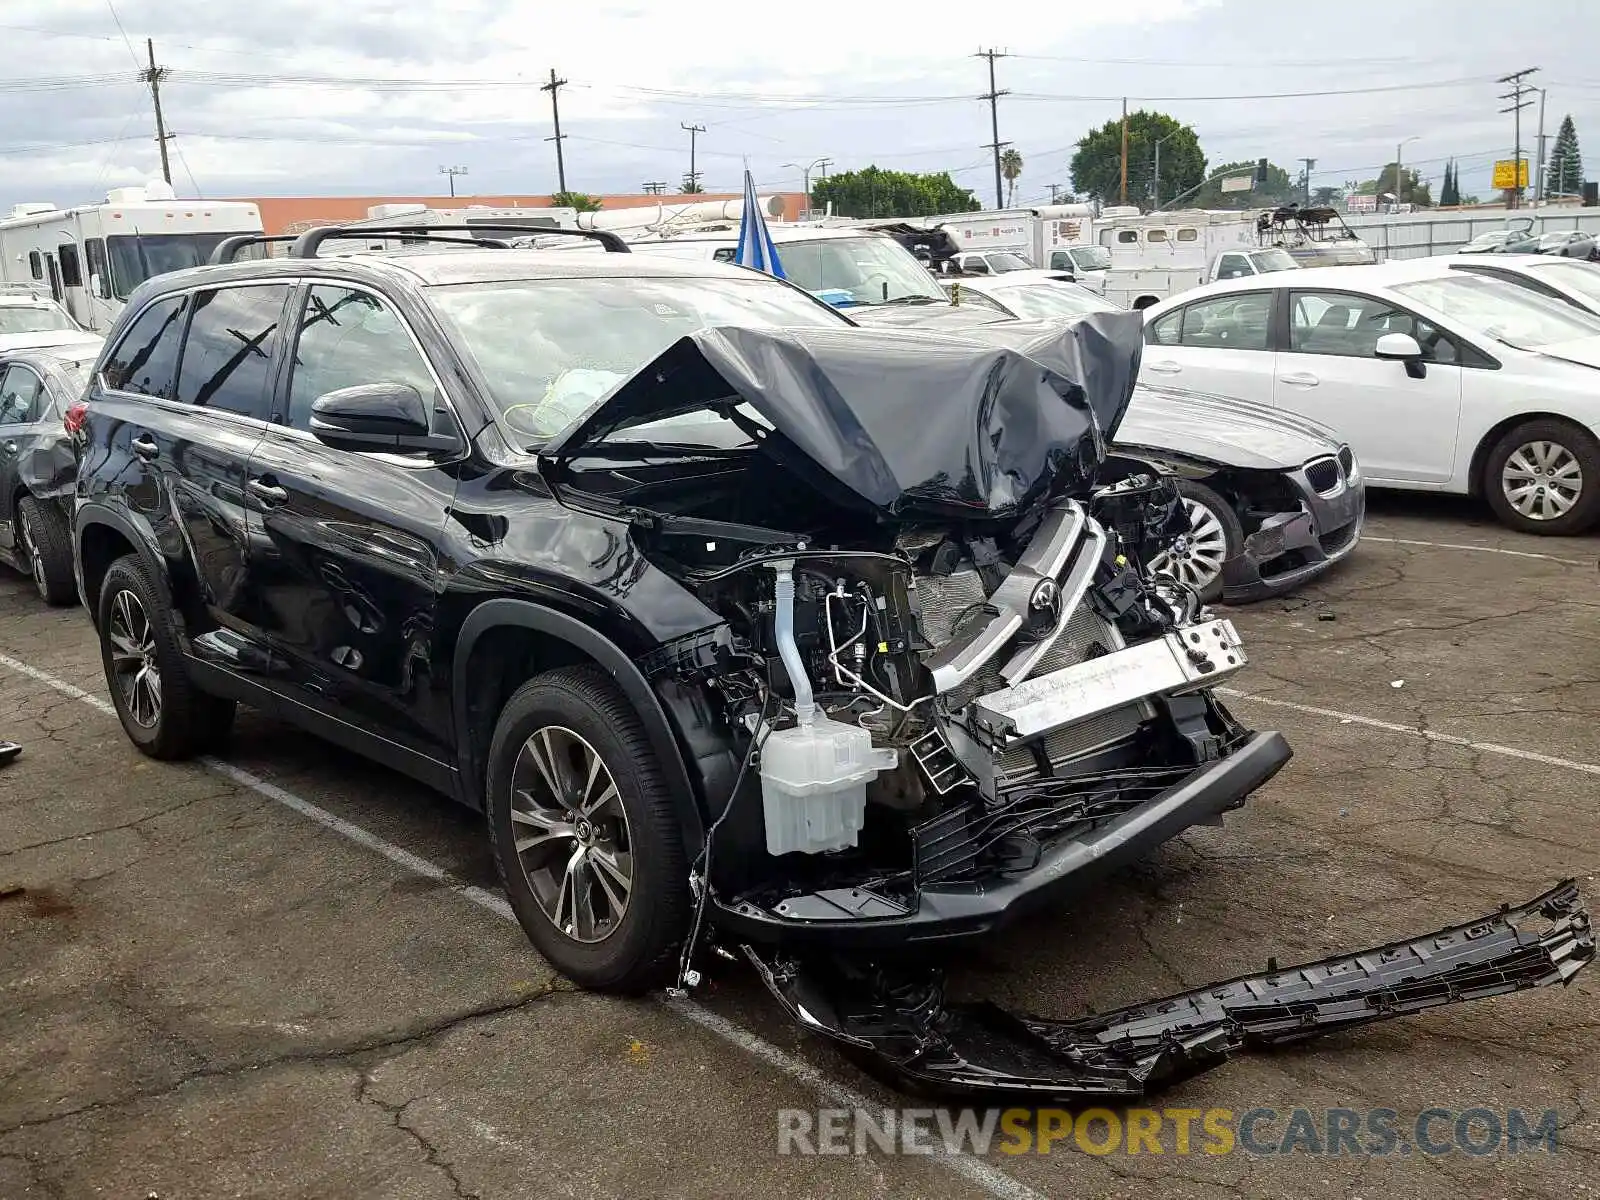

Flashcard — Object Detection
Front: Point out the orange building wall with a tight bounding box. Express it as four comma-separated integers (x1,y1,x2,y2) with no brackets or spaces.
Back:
240,193,808,235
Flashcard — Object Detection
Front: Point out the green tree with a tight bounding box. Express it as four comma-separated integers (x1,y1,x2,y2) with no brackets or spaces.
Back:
1546,114,1583,198
680,178,705,194
810,167,980,218
1190,159,1298,209
1310,185,1344,207
1000,148,1024,206
1363,162,1433,207
1439,161,1460,207
549,191,603,213
1069,110,1204,206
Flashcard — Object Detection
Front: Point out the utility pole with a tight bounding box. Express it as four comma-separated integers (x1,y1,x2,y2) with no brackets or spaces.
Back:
1120,98,1129,206
439,165,468,197
140,38,173,185
541,69,568,194
976,49,1010,210
1300,158,1316,205
1533,88,1548,205
681,123,706,191
1498,67,1539,209
642,181,666,195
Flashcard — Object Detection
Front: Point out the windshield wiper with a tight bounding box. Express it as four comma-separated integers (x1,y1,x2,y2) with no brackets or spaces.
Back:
873,295,944,307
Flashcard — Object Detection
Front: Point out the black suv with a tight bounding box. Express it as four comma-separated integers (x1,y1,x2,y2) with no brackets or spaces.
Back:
73,225,1289,995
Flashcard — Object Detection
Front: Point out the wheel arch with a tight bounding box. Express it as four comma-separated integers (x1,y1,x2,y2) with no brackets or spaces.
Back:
74,504,169,629
1131,294,1162,311
453,599,708,853
1467,410,1599,498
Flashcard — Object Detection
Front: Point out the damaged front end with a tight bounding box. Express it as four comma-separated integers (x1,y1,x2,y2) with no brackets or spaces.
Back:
745,880,1593,1101
540,312,1289,951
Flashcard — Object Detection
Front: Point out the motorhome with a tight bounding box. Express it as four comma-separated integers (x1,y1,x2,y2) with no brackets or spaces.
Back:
0,182,264,331
330,202,580,250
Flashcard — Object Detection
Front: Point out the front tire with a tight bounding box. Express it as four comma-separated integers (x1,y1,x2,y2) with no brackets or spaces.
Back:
96,555,235,759
485,665,690,993
16,496,76,606
1149,478,1243,604
1483,418,1600,535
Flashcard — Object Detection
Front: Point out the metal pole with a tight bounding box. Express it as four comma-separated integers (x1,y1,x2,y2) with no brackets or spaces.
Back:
681,123,705,191
1395,141,1403,207
1534,88,1547,205
1152,139,1160,210
977,50,1008,210
1120,98,1128,206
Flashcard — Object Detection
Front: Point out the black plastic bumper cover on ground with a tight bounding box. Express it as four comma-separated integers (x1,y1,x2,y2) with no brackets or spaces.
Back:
745,879,1593,1102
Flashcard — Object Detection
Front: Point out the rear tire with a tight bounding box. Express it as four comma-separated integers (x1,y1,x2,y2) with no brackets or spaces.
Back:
96,555,235,759
485,665,690,993
1482,418,1600,536
16,496,76,606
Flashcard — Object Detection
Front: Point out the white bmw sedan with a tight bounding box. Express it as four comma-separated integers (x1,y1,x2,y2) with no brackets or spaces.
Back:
1138,260,1600,534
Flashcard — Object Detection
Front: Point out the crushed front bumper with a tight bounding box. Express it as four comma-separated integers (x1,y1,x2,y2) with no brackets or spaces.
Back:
746,879,1593,1102
1223,468,1365,603
711,729,1291,949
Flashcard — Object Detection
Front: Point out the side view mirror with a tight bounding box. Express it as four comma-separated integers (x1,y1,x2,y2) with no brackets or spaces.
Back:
1374,332,1423,360
1374,332,1427,378
308,383,458,453
89,272,109,300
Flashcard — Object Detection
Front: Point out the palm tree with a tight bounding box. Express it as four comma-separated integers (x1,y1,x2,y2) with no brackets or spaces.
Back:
1000,149,1024,206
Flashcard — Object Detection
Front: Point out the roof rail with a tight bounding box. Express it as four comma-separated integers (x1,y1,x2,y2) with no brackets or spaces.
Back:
208,234,300,265
287,223,630,259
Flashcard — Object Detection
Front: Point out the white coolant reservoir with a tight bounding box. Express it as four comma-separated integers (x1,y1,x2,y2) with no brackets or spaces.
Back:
759,716,898,856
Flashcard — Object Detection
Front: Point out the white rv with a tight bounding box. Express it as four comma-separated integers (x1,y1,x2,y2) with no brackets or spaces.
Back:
331,202,580,251
0,182,264,331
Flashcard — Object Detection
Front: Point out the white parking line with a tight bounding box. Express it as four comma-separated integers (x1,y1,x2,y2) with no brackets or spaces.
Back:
0,651,1044,1200
1361,535,1592,566
1217,687,1600,777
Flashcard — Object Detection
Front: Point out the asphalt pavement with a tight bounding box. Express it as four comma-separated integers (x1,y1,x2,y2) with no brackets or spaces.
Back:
1,490,1597,1200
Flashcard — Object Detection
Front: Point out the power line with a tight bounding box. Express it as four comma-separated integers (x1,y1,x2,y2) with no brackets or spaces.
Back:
976,48,1009,209
540,69,568,193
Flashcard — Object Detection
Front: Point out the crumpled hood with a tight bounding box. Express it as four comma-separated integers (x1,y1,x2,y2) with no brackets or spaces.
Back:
1117,384,1343,470
848,302,1015,330
543,312,1145,522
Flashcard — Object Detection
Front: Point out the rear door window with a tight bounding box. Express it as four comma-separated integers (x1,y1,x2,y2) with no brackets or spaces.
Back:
173,284,290,420
102,295,189,399
0,365,45,424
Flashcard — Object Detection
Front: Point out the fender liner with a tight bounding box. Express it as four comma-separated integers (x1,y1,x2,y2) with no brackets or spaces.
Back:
452,598,708,851
73,502,172,625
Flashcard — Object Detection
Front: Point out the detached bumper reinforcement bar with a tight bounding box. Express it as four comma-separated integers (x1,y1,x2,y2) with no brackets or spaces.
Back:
744,879,1593,1102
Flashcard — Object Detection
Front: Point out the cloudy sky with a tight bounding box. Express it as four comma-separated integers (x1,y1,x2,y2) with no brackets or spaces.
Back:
1,0,1594,212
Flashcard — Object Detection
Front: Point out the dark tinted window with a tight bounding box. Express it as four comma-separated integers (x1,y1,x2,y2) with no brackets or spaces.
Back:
58,244,82,289
174,285,289,419
103,295,188,398
27,251,41,281
286,285,434,432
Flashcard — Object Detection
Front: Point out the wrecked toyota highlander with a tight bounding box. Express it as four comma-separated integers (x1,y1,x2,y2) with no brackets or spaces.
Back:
75,229,1591,1105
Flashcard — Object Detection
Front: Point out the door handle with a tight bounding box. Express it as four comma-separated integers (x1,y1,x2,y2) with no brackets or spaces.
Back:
1146,361,1182,374
1,440,16,455
131,435,158,460
1280,372,1320,387
247,478,289,506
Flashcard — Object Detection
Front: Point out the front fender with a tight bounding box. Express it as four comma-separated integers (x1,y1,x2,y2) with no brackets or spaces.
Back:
452,599,707,853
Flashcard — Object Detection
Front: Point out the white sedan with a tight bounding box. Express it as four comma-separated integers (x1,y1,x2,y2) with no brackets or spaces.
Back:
1138,260,1600,534
1442,253,1600,318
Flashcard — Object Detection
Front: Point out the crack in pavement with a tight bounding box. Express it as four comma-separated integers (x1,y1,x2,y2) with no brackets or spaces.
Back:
0,983,574,1141
355,1084,480,1200
0,792,236,859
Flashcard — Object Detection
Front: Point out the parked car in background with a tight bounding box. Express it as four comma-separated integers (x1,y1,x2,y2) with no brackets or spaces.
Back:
0,290,86,344
946,250,1036,275
0,335,100,603
940,272,1124,321
1448,254,1600,316
1458,229,1529,254
1139,260,1600,535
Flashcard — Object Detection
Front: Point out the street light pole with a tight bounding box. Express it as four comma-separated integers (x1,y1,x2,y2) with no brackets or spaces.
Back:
1395,136,1419,208
439,165,468,197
